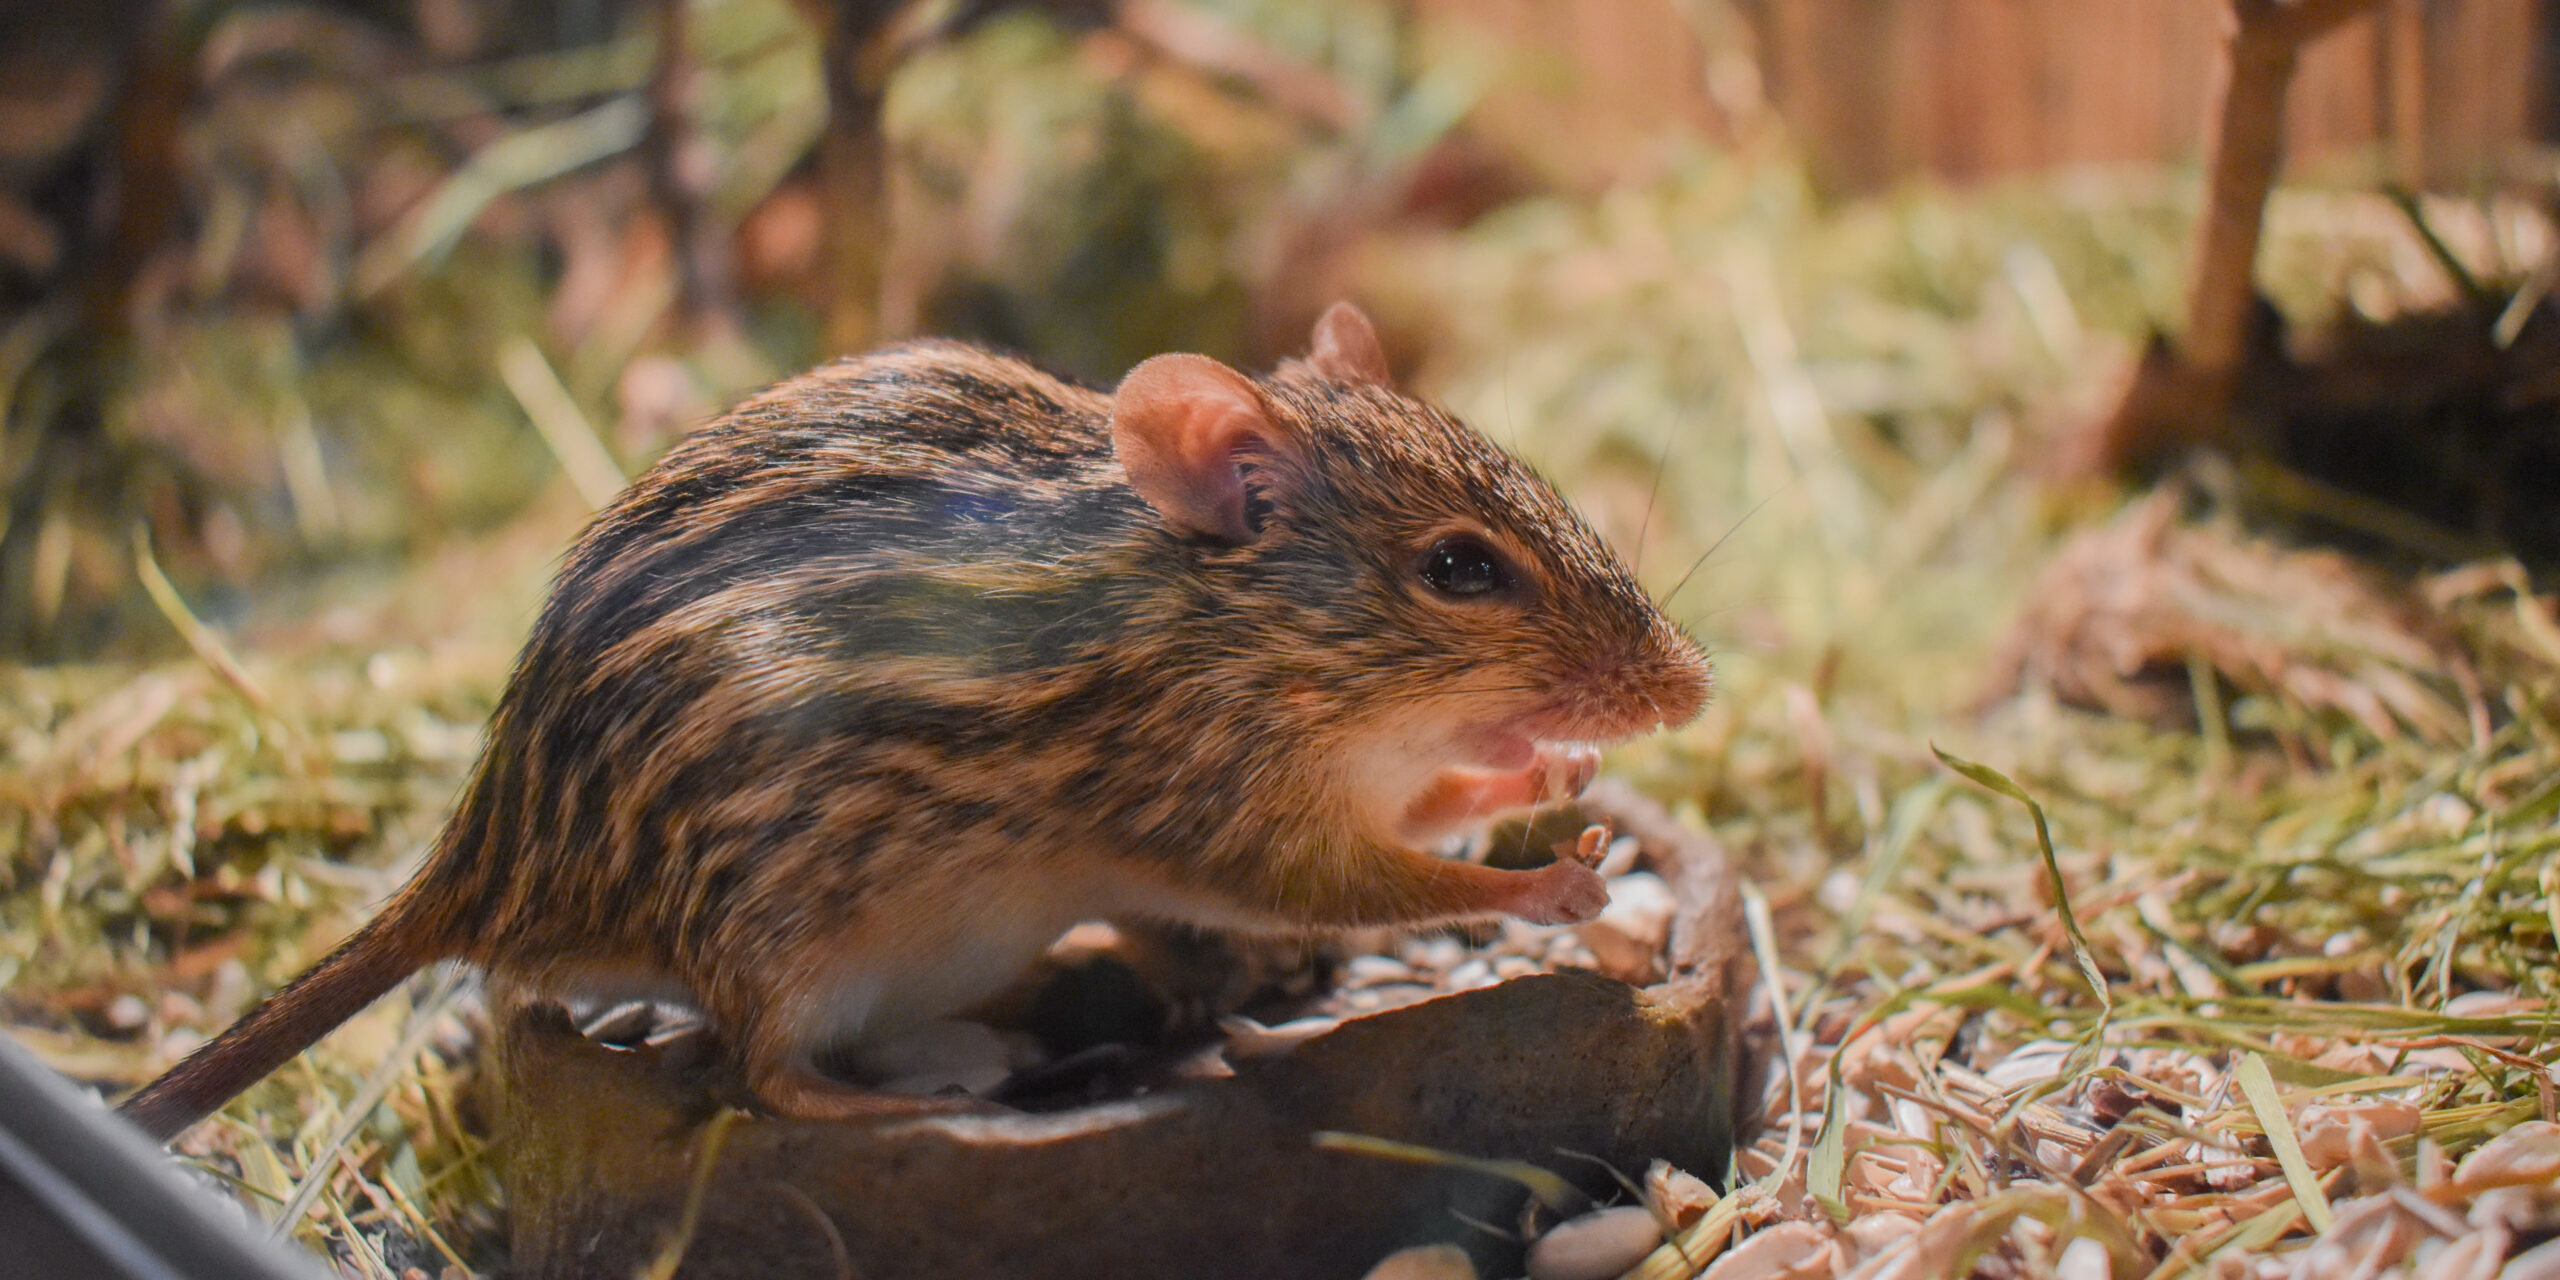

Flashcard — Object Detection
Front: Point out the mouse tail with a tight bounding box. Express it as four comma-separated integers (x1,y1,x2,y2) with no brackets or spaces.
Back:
117,894,451,1143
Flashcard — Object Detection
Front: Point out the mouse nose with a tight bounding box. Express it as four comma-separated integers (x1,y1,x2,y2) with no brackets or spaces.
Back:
1647,637,1713,730
1573,628,1710,738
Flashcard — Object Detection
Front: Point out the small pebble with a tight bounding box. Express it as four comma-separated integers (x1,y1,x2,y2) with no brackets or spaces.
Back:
1445,959,1497,991
1402,936,1466,973
1542,934,1600,969
1501,918,1560,953
1343,955,1418,987
104,994,151,1032
1525,1206,1662,1280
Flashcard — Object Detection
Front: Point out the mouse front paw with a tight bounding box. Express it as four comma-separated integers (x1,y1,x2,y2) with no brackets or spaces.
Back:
1506,857,1608,925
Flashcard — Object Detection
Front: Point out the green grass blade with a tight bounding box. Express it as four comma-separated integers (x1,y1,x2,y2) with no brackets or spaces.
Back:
2234,1052,2333,1233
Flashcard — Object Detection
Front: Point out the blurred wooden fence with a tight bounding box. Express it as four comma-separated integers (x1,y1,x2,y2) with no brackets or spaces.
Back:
1438,0,2557,193
1752,0,2552,190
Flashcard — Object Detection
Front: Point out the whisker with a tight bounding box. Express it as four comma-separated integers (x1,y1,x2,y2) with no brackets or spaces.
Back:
1630,426,1677,575
1661,492,1774,610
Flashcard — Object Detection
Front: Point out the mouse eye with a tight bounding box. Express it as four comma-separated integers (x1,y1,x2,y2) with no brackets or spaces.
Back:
1418,536,1513,598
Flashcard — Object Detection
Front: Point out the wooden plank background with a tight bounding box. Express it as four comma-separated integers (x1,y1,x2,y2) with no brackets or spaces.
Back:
1433,0,2557,193
1748,0,2554,190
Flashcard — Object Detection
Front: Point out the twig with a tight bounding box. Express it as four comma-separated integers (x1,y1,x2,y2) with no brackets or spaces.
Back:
351,95,649,296
2381,185,2493,311
1311,1131,1586,1215
499,338,627,509
133,525,274,717
641,1107,746,1280
270,965,472,1238
2183,0,2378,381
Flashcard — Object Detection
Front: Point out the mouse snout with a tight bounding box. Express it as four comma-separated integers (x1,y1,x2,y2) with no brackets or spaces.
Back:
1630,629,1713,732
1550,628,1711,741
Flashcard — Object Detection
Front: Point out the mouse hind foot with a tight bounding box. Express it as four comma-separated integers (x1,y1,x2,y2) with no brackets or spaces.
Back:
746,1057,1003,1123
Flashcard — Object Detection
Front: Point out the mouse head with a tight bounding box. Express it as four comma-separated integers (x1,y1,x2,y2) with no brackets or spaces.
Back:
1111,303,1711,848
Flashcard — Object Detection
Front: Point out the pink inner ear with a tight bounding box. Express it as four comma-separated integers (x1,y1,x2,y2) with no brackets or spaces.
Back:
1308,301,1391,385
1110,354,1286,543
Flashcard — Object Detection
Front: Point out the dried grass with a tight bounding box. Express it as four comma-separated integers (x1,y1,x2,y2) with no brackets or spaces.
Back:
1,648,509,1268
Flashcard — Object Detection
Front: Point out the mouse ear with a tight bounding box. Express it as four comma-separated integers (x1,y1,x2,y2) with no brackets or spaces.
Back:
1112,354,1296,543
1307,301,1391,385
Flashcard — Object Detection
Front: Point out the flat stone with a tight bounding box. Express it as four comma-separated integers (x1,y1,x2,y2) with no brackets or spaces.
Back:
495,971,1747,1280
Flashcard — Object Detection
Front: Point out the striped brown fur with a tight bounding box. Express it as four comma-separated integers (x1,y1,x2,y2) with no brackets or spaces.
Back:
117,304,1710,1137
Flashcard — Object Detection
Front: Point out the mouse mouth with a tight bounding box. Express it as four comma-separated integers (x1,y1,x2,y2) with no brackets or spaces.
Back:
1447,727,1611,779
1466,704,1678,768
1385,731,1604,845
1349,679,1706,848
